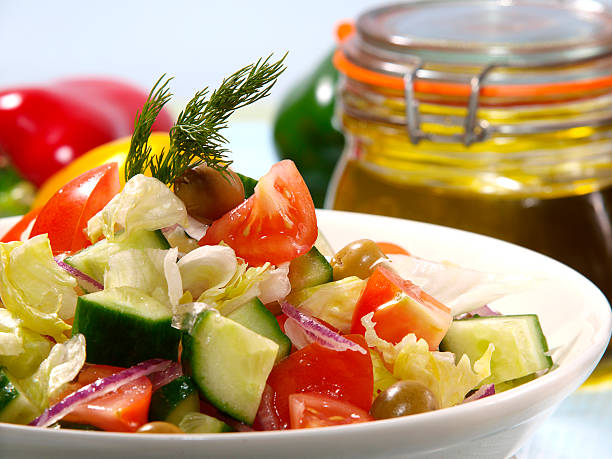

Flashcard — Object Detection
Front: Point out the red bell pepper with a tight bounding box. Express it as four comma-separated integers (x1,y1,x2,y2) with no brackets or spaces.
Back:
0,78,173,187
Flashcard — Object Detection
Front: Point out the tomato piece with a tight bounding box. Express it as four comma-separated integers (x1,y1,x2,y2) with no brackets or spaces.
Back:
29,163,120,254
0,207,40,242
254,335,373,430
289,393,374,429
351,266,452,350
199,160,317,266
375,241,410,256
53,364,152,432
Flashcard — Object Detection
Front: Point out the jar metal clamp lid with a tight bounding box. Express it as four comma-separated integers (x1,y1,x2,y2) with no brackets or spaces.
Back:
334,0,612,146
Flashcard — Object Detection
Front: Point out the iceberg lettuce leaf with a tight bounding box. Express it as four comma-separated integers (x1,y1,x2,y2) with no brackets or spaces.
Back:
0,308,22,356
383,254,539,316
87,174,188,243
288,277,366,333
104,248,180,311
18,334,86,410
0,314,54,379
0,235,74,341
178,245,238,299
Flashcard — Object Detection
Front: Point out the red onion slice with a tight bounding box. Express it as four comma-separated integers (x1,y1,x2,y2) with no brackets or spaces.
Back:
30,359,172,428
283,317,316,350
55,258,103,292
463,384,495,403
148,361,183,392
280,301,366,354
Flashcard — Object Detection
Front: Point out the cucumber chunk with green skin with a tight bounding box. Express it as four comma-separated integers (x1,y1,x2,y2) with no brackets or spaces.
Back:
227,298,291,363
149,376,200,426
440,314,553,385
72,287,181,368
64,229,170,289
182,310,279,425
235,172,258,199
178,411,233,433
288,246,333,292
0,367,39,424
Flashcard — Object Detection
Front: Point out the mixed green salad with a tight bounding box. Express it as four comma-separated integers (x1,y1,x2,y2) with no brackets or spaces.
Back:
0,57,553,433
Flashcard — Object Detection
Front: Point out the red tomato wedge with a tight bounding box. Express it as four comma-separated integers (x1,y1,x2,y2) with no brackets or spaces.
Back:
289,393,374,429
351,266,452,350
29,162,120,254
199,160,317,266
0,207,41,242
53,364,152,432
254,335,373,430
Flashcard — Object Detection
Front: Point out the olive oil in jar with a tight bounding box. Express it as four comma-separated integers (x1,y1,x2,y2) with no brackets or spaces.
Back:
330,0,612,305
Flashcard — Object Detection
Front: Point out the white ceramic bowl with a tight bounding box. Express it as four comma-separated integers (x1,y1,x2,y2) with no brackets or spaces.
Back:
1,210,610,459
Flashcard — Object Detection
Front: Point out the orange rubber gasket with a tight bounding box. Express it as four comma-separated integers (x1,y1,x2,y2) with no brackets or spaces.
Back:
333,48,612,98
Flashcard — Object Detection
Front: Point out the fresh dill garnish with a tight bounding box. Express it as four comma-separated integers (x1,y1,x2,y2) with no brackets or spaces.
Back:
124,75,173,183
125,54,287,184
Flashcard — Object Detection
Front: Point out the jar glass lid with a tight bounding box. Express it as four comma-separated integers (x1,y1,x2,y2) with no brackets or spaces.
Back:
336,0,612,96
357,0,612,66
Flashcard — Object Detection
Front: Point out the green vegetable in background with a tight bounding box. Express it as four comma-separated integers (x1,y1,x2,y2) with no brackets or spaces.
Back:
273,50,345,208
0,166,35,217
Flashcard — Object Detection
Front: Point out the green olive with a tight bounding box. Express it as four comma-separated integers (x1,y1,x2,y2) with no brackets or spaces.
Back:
331,239,387,280
136,421,184,434
370,380,439,419
173,165,245,224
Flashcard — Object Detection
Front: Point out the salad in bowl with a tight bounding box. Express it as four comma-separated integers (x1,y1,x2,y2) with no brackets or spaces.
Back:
1,56,608,459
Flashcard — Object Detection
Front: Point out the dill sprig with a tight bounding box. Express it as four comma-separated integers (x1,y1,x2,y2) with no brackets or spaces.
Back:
125,54,287,184
124,75,173,182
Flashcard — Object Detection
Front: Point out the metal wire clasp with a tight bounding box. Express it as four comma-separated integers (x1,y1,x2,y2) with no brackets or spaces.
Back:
404,63,497,146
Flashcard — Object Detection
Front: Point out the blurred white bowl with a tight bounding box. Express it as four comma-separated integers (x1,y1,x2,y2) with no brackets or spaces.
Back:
1,210,610,459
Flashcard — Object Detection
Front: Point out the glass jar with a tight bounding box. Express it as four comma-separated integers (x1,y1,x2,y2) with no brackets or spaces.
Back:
327,0,612,302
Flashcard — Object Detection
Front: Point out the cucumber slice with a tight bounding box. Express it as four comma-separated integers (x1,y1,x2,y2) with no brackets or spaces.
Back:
227,298,291,362
178,412,233,433
64,229,170,288
440,315,553,385
149,376,200,426
72,286,181,367
0,367,39,424
288,246,333,292
235,172,258,199
182,310,278,425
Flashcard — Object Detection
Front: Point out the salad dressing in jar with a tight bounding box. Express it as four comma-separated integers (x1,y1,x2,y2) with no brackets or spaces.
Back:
328,0,612,302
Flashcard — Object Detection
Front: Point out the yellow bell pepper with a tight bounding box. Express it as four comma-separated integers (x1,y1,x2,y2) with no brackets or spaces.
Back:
33,132,170,209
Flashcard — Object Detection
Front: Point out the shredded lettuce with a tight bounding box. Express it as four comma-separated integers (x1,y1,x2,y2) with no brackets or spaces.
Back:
370,349,399,399
197,261,273,316
178,245,238,299
87,174,188,243
0,235,75,341
286,276,366,333
363,313,494,408
105,248,181,311
18,334,86,410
